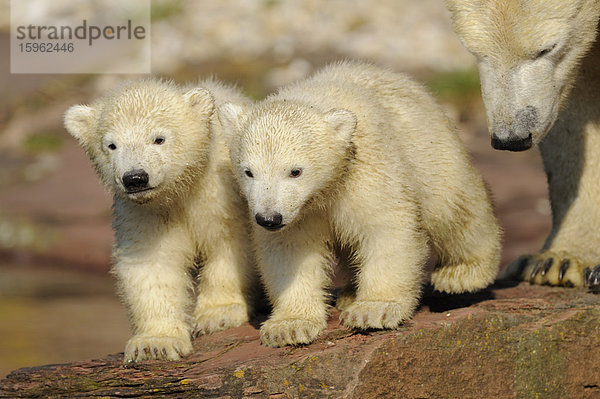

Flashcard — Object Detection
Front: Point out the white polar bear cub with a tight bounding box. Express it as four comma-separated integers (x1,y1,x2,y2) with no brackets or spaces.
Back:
220,61,501,347
64,78,257,362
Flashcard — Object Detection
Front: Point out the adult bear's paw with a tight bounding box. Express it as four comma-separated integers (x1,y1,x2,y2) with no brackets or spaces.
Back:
501,251,600,290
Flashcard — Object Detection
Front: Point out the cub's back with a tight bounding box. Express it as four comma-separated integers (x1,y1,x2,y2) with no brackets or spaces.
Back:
196,78,251,108
275,62,488,233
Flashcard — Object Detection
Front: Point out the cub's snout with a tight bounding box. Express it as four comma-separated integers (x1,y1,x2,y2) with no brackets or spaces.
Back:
255,212,284,231
122,169,150,193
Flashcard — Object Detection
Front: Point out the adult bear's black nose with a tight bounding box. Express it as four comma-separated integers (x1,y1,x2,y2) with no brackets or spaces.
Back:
122,169,149,192
255,212,284,231
491,106,537,152
491,133,532,151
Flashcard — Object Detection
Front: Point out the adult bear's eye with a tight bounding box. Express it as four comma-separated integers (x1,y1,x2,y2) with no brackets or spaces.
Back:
244,169,254,178
290,168,302,178
154,136,165,145
108,143,117,150
535,43,557,59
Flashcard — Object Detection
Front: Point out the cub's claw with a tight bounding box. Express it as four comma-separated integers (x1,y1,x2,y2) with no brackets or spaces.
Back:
260,318,326,347
123,335,192,363
193,303,249,336
339,301,412,330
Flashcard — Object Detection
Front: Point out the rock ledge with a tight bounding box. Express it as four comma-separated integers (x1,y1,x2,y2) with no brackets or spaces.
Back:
1,282,599,399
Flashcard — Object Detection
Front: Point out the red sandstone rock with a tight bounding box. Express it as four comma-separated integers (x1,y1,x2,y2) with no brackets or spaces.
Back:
2,282,598,399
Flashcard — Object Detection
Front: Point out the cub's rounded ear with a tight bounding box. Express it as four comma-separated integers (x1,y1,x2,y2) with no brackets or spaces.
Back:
64,105,97,143
325,109,356,143
184,88,214,116
218,102,246,134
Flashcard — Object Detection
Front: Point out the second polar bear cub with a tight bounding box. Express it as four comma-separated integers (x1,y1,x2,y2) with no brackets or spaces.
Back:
64,78,256,362
220,61,501,347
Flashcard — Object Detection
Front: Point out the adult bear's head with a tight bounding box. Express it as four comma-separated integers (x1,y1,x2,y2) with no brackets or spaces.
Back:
446,0,599,150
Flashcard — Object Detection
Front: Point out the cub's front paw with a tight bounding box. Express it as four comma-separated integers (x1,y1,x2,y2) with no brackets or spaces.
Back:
502,252,594,288
123,335,192,364
260,318,326,347
340,301,412,330
193,302,250,336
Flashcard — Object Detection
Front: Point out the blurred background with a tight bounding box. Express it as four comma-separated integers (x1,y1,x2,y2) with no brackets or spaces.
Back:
0,0,551,378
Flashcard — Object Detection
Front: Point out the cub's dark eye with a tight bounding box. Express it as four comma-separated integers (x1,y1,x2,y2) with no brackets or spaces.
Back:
290,168,302,178
108,143,117,150
536,44,557,59
154,136,165,145
244,169,254,178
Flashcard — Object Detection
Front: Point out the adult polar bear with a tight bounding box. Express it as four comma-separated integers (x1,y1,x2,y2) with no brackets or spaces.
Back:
220,61,501,347
446,0,600,288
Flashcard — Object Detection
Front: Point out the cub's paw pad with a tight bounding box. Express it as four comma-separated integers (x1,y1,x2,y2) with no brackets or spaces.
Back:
503,252,586,287
584,265,600,291
260,318,325,347
339,301,411,330
123,335,192,364
193,303,249,336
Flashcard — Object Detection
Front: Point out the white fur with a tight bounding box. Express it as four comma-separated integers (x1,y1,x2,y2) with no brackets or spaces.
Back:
447,0,600,287
221,61,501,347
64,78,257,363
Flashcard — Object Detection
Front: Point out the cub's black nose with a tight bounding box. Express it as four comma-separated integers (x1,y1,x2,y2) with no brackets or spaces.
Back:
122,169,149,192
255,212,284,231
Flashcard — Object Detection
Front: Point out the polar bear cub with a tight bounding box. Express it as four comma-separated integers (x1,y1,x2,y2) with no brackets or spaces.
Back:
64,78,256,362
220,61,501,347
